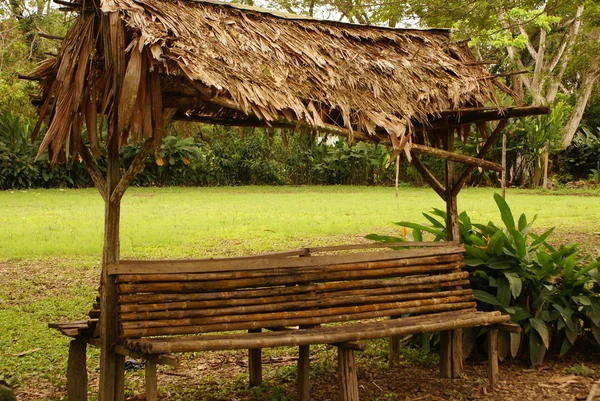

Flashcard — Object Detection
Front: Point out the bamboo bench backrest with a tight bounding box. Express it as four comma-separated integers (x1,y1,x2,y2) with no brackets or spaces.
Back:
108,244,471,339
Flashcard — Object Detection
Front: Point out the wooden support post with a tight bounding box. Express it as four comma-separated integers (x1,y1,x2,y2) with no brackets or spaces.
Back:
488,328,499,389
248,328,262,387
337,346,359,401
439,330,452,378
297,345,310,401
501,133,507,199
100,133,122,401
444,119,462,379
389,316,400,366
67,339,88,401
115,354,125,401
145,360,158,401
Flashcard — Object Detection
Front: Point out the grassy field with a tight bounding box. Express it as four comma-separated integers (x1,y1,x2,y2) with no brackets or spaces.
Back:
0,185,599,400
1,186,599,260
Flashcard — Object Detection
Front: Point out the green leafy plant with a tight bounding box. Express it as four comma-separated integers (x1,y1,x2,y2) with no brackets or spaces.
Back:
367,193,600,366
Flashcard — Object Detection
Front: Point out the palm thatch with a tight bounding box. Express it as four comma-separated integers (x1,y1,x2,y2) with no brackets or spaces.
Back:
27,0,544,165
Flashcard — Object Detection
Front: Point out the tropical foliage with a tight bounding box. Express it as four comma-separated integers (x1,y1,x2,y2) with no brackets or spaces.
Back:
367,193,600,366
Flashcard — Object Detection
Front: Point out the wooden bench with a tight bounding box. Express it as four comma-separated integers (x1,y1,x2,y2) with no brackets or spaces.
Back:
51,243,510,401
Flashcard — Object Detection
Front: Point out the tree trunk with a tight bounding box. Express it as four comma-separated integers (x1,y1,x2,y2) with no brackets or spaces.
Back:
562,68,600,148
99,137,122,401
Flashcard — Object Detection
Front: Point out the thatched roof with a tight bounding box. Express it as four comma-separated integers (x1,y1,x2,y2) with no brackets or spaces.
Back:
27,0,545,164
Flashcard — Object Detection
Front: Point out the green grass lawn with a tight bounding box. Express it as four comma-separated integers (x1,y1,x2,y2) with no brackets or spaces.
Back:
0,185,599,400
1,186,599,260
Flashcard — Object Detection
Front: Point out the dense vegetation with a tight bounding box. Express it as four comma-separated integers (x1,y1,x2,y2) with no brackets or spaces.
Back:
368,194,600,366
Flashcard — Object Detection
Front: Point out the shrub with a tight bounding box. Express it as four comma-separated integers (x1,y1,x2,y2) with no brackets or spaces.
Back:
367,193,600,366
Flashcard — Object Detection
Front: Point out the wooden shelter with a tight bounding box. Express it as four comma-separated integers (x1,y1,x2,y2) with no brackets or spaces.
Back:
26,0,548,399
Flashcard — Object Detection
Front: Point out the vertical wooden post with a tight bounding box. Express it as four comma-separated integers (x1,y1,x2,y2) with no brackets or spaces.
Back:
501,133,507,199
439,330,452,378
337,346,359,401
297,344,310,401
99,133,122,401
67,339,88,401
248,329,262,388
145,360,158,401
443,119,463,379
488,328,499,388
542,139,550,189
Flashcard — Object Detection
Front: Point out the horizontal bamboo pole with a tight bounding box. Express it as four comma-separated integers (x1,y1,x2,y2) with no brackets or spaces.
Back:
127,311,509,354
120,289,473,322
119,277,471,313
138,309,477,347
119,271,470,306
116,253,463,283
109,245,465,275
117,261,464,294
120,299,477,338
410,143,503,172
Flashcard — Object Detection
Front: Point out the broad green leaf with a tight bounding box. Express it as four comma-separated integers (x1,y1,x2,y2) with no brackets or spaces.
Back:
486,257,514,270
422,212,445,228
365,234,404,243
504,272,522,298
559,338,573,356
553,304,575,332
412,228,423,242
531,227,555,247
488,230,506,256
395,222,445,237
529,317,550,349
473,290,502,306
589,302,600,326
463,256,485,267
464,245,489,261
494,193,516,232
512,230,527,260
510,332,521,358
565,322,578,345
509,307,531,322
497,277,511,307
459,211,472,231
529,329,547,367
518,213,527,232
572,295,591,306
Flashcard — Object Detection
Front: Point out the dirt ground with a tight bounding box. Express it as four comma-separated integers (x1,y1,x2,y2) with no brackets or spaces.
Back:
14,344,600,401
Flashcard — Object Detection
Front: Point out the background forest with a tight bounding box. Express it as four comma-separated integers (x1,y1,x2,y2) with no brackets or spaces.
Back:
1,0,600,189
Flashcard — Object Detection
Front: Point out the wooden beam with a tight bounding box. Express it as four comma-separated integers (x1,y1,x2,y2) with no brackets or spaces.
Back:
411,154,446,200
79,139,108,203
338,346,359,401
488,328,499,388
145,360,158,401
452,120,508,197
67,339,88,401
248,329,262,388
411,143,503,172
297,345,310,401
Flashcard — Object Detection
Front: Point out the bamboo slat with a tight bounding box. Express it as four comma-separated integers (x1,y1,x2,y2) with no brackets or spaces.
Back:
118,274,470,306
118,277,471,313
120,300,477,338
120,289,472,322
116,255,463,283
108,245,464,275
117,261,464,294
126,312,509,354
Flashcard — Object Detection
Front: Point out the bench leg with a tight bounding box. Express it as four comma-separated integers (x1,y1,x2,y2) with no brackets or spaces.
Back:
338,346,359,401
115,354,125,401
389,336,400,366
67,339,88,401
297,345,310,401
248,329,263,387
145,360,158,401
488,328,499,389
440,330,463,379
